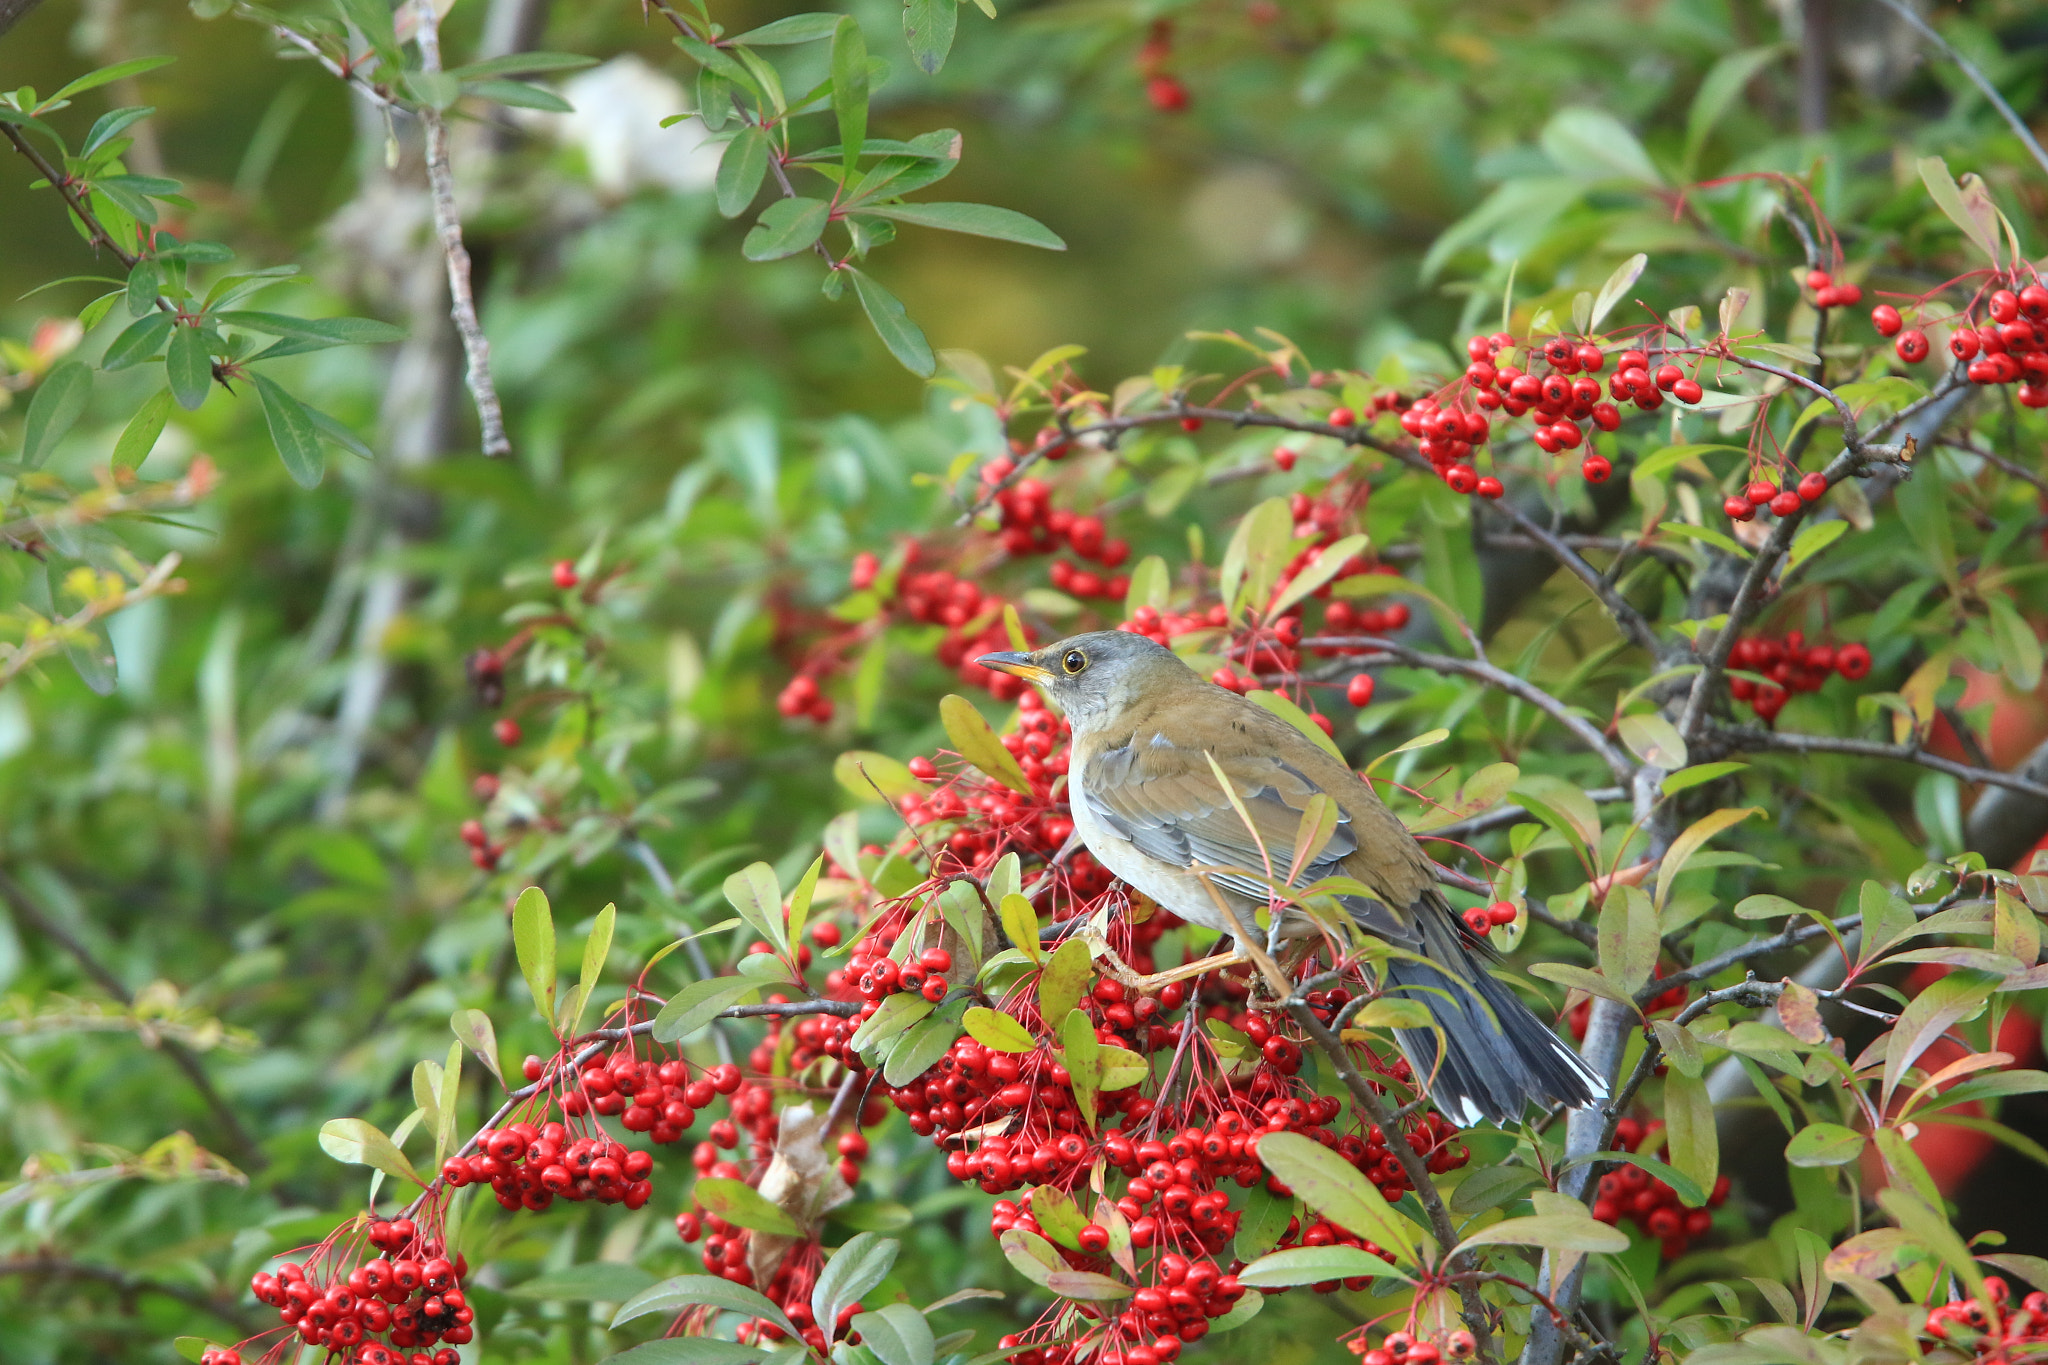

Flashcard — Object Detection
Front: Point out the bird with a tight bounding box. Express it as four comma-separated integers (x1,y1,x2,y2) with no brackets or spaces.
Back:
977,629,1606,1126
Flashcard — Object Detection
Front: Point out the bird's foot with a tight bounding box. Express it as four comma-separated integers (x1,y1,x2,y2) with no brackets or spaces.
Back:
1085,936,1245,995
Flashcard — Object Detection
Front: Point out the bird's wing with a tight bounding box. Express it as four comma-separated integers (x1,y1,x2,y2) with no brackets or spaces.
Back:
1080,732,1415,943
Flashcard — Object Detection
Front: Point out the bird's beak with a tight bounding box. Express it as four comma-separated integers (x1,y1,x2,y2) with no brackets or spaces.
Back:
976,650,1054,684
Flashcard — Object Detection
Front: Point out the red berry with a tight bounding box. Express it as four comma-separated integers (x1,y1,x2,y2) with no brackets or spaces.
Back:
1272,447,1296,471
552,560,579,589
1461,907,1492,935
493,717,522,746
1797,472,1828,502
1445,464,1478,494
1346,674,1375,707
1147,75,1189,112
1724,495,1755,522
1580,454,1611,483
919,947,952,972
1805,269,1832,292
1990,289,2021,323
1895,329,1930,363
1654,364,1682,391
1769,490,1802,517
460,819,487,847
1871,304,1902,336
2020,283,2048,318
1329,406,1356,427
1672,377,1704,404
1835,642,1872,680
1951,330,1981,361
1077,1223,1110,1254
1474,475,1503,499
1745,480,1777,506
1487,901,1518,925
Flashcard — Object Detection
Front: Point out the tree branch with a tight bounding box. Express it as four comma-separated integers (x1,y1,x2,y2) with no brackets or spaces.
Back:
1,124,140,266
0,1255,264,1335
1707,722,2048,802
1869,0,2048,180
1306,634,1637,782
412,0,511,456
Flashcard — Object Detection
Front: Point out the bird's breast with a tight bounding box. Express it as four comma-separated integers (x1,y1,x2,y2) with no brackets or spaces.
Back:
1067,752,1238,936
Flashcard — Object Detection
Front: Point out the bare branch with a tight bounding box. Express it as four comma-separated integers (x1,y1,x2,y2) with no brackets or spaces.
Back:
412,0,511,456
1707,722,2048,802
0,1255,265,1334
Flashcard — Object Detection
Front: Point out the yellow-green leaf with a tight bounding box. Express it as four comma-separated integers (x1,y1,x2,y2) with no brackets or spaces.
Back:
940,694,1032,795
964,1005,1037,1052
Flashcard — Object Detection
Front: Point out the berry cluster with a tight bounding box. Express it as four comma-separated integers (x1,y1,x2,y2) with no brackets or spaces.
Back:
1348,1327,1481,1365
1922,1277,2048,1356
1876,279,2048,407
443,1118,656,1211
1588,1117,1732,1258
1721,471,1830,524
1459,900,1520,937
235,1217,473,1360
1137,20,1189,113
1722,632,1873,722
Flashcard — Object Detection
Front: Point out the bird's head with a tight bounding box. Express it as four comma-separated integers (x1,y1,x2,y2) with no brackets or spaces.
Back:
975,630,1194,729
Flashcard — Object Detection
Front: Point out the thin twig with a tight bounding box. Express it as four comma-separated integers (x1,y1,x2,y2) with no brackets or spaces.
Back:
1869,0,2048,180
1306,634,1637,782
1708,722,2048,802
0,125,139,266
412,0,511,457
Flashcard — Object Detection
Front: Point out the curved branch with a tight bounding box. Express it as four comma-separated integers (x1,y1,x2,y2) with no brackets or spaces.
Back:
1307,634,1637,782
1708,723,2048,802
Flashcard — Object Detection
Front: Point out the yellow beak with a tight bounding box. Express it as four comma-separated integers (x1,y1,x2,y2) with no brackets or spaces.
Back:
976,650,1054,684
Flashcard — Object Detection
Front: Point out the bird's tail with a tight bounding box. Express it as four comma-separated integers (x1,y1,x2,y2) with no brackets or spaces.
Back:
1381,947,1608,1127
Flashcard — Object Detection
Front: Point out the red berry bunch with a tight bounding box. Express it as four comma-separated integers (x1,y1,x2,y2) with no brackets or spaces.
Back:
1137,20,1189,112
1349,1327,1482,1365
777,671,836,723
1723,631,1872,722
1589,1118,1732,1258
1803,268,1864,311
239,1216,474,1359
1459,900,1520,937
443,1117,655,1212
457,817,504,872
1882,280,2048,407
1922,1277,2048,1356
1721,469,1830,523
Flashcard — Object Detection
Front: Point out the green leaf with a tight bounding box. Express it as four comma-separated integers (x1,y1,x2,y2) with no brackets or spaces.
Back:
834,750,931,802
1657,806,1760,913
506,1262,658,1300
512,885,558,1024
1616,713,1687,771
1454,1212,1630,1255
1043,1270,1133,1300
47,56,175,106
742,197,830,261
318,1116,423,1186
468,79,574,112
1597,886,1658,997
940,693,1033,794
1785,1122,1866,1167
1917,156,2002,263
217,311,405,347
724,861,788,956
1541,105,1662,185
652,975,759,1042
615,1276,800,1336
695,1177,801,1235
101,312,173,370
1529,962,1638,1011
785,856,823,958
846,268,934,376
853,1302,937,1365
165,325,211,411
1685,47,1782,170
1589,252,1647,331
1255,1131,1424,1265
1059,1006,1100,1129
1786,519,1848,574
885,1009,964,1086
250,372,325,488
1037,937,1091,1027
451,1008,504,1087
125,258,160,317
732,13,845,44
1664,1070,1718,1196
1662,761,1746,795
1988,595,2043,692
812,1233,900,1340
963,1005,1037,1052
111,387,173,473
435,1040,462,1166
21,361,92,467
1237,1245,1408,1289
831,16,868,180
903,0,958,75
558,902,614,1036
447,51,599,78
856,202,1063,250
716,126,771,218
1234,1182,1294,1261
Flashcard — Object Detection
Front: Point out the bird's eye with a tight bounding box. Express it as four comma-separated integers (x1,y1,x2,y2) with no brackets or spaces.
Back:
1062,649,1088,675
